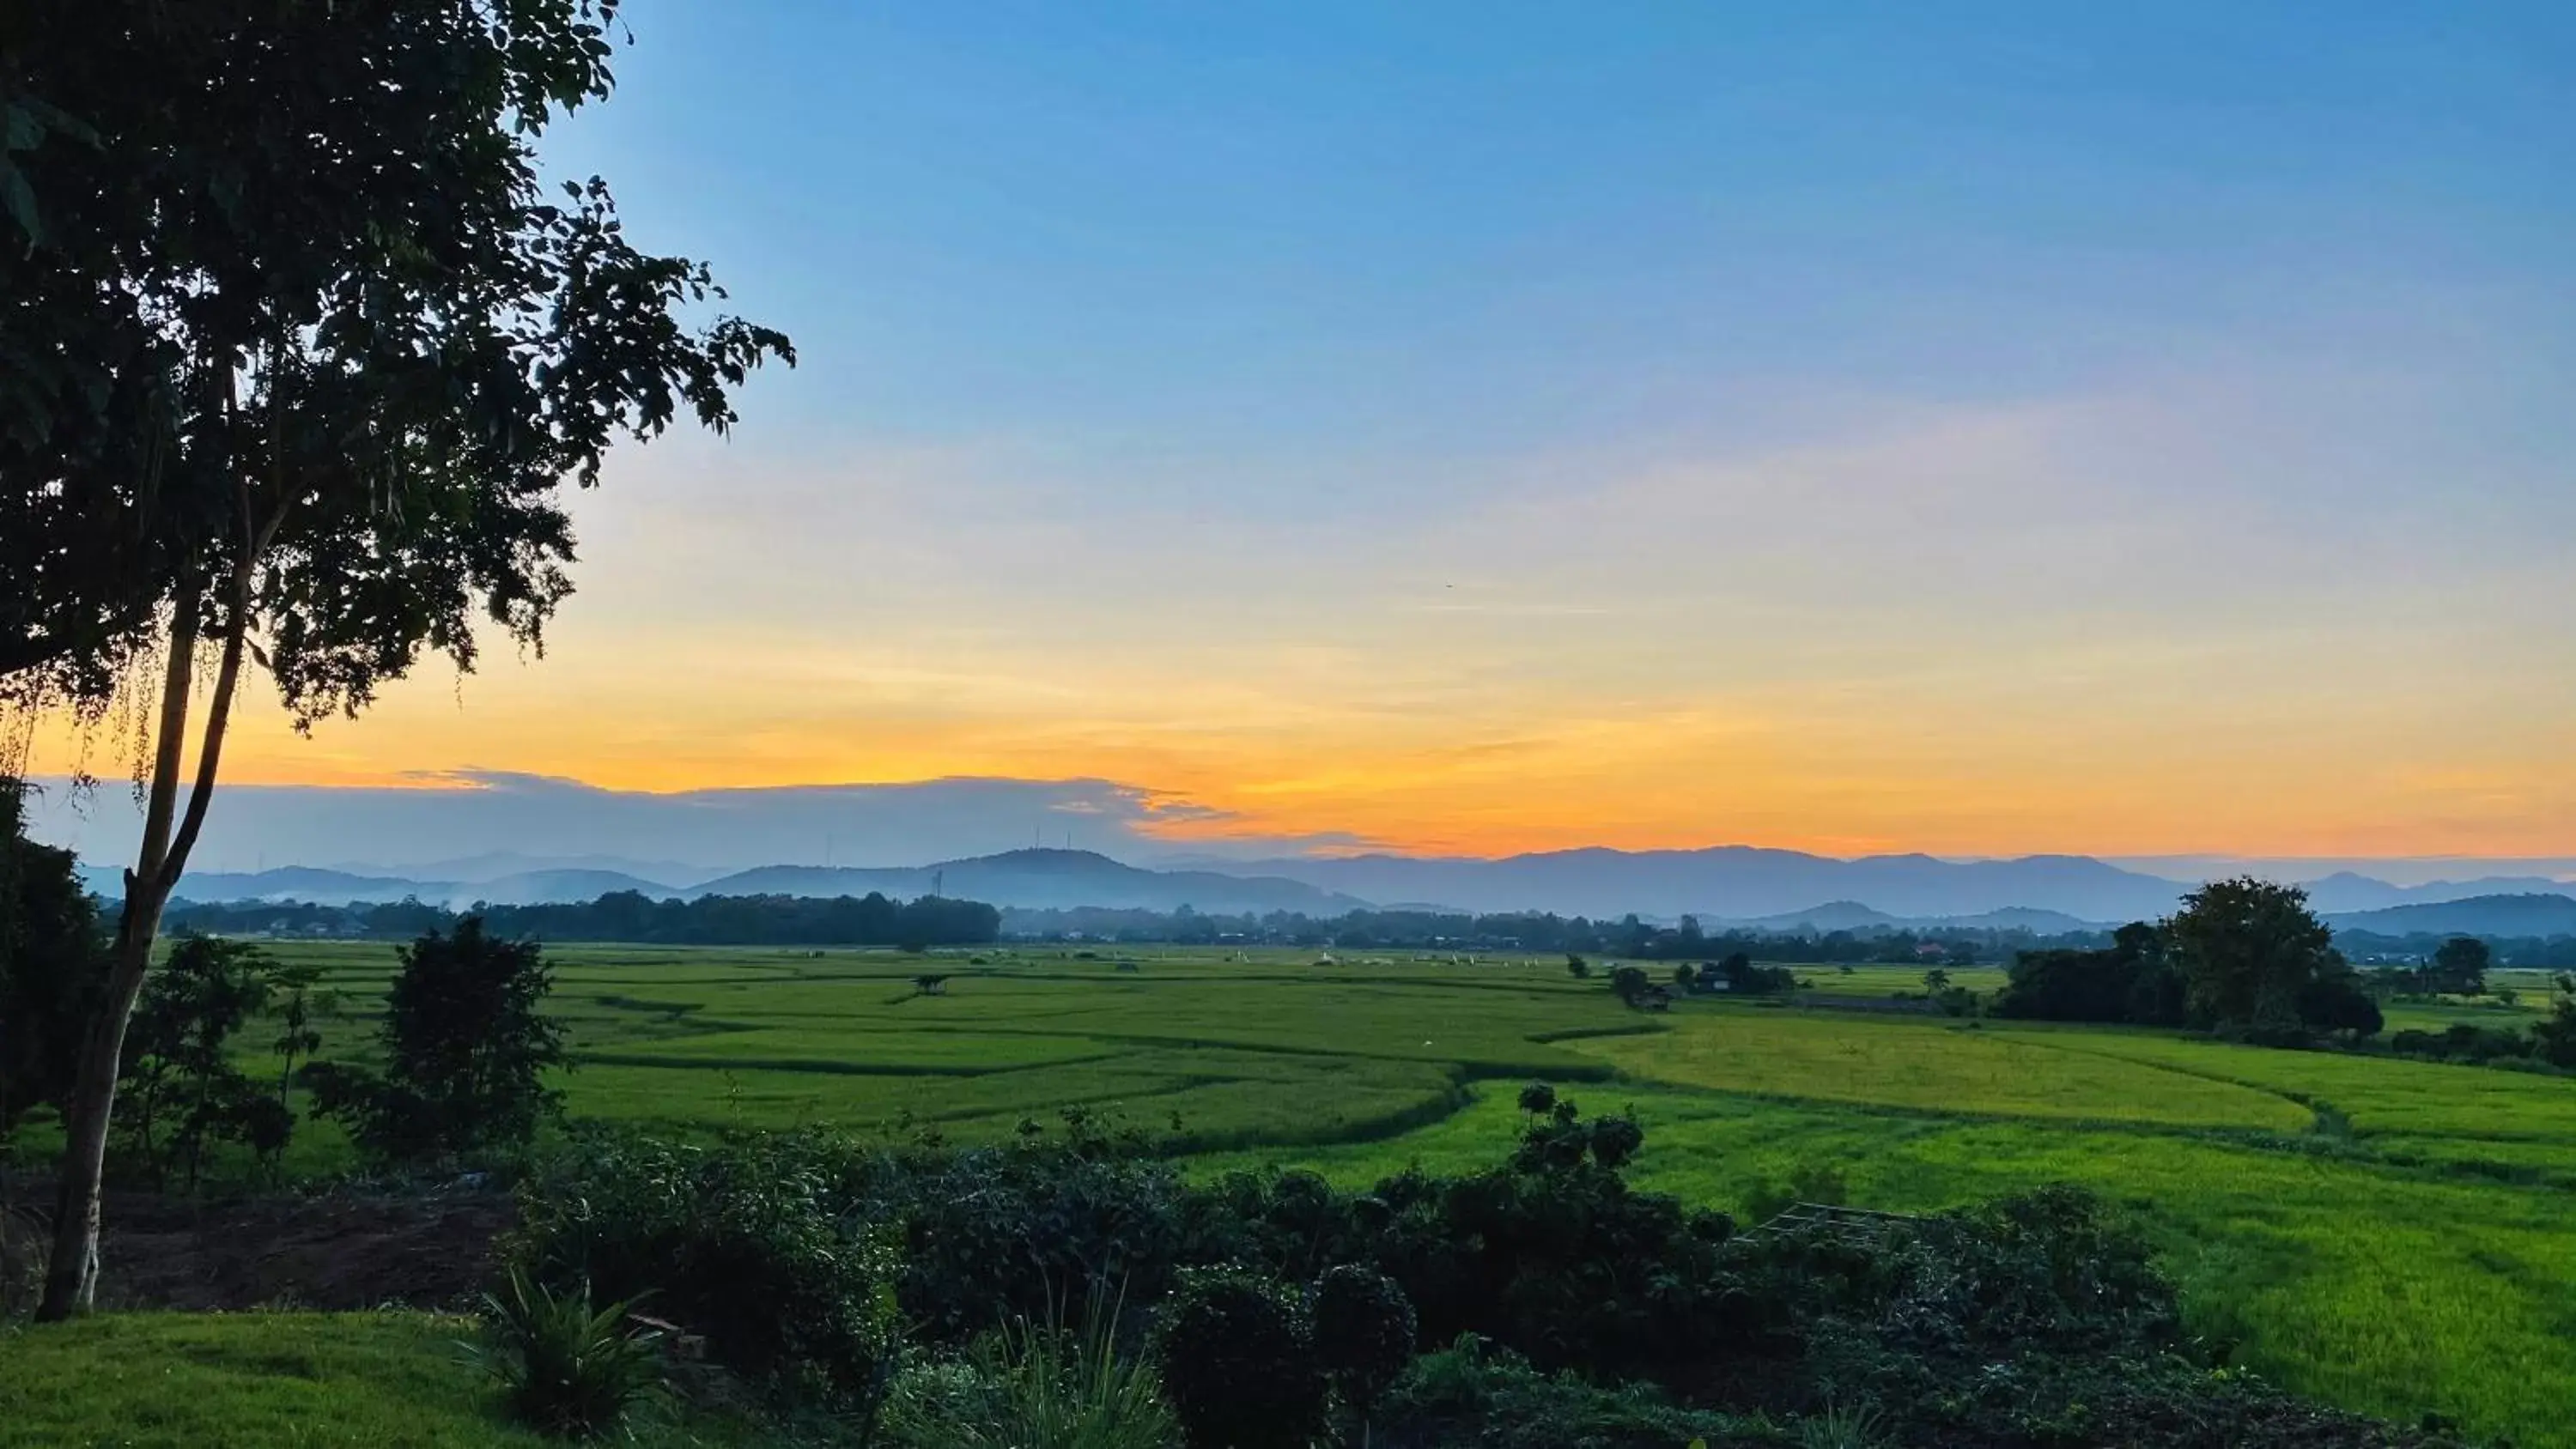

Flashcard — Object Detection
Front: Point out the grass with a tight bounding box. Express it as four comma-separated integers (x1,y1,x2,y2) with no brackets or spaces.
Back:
50,939,2576,1447
0,1311,547,1448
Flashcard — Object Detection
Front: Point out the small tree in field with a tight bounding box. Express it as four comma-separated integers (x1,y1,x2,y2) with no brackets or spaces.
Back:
116,934,283,1191
2428,937,2490,997
312,919,566,1164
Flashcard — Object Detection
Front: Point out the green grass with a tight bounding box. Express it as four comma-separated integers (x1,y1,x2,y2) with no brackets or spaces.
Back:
1574,1010,2312,1129
0,1310,783,1448
0,1311,544,1448
80,939,2576,1447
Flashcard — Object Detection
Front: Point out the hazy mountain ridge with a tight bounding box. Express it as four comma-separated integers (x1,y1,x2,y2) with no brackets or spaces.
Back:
2324,894,2576,938
85,846,2576,937
693,849,1370,916
1182,846,2187,922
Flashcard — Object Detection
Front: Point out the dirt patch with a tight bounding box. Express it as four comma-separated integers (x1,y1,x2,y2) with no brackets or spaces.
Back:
10,1179,513,1313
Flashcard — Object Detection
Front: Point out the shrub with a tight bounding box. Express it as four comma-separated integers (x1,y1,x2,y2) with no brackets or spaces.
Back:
886,1305,1179,1449
474,1268,664,1440
1366,1108,1748,1384
509,1131,901,1408
1373,1336,1739,1449
1312,1263,1417,1419
1155,1266,1324,1449
1795,1401,1886,1449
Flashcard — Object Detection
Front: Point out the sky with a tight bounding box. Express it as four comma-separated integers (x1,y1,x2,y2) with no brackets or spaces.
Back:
28,1,2576,862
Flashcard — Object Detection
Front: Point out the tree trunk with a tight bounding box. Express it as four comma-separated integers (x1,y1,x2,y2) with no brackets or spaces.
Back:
36,583,247,1319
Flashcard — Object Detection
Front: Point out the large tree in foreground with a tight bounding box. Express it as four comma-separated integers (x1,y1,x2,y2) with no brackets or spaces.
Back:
2,1,792,1317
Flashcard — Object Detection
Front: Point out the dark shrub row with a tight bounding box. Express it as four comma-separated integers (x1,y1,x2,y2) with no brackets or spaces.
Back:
507,1098,2463,1447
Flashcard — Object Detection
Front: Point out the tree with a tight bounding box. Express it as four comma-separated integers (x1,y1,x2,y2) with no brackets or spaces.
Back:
0,779,106,1136
1565,954,1591,979
7,3,790,1318
2532,974,2576,1070
2166,877,2336,1030
1990,922,2184,1028
1607,964,1651,1003
312,919,566,1164
269,961,330,1112
1923,967,1953,994
2295,963,2384,1040
115,935,279,1191
2428,937,2491,997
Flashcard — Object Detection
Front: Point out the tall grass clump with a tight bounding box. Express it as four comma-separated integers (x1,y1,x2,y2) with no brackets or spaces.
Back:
886,1307,1179,1449
473,1268,664,1440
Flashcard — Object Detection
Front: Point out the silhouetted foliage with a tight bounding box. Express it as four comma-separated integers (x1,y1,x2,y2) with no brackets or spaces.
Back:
162,888,999,948
1156,1267,1325,1449
114,935,286,1189
0,781,105,1134
1313,1263,1417,1422
2169,877,2341,1031
310,919,565,1163
1993,921,2184,1027
2428,936,2491,996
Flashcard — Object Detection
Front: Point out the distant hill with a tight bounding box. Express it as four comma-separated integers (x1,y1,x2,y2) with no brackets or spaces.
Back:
333,851,727,888
1727,900,1905,932
2327,894,2576,939
692,849,1371,916
1714,901,2105,935
164,866,440,906
150,864,684,909
1197,846,2190,923
460,870,689,906
2299,871,2576,914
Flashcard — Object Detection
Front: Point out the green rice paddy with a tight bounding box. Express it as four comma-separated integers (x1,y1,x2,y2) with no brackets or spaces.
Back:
167,943,2576,1445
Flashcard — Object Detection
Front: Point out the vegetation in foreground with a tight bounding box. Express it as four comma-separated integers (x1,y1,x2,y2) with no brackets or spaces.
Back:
11,802,2576,1446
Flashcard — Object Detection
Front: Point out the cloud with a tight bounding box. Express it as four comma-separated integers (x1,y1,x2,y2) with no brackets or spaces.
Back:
15,773,1376,875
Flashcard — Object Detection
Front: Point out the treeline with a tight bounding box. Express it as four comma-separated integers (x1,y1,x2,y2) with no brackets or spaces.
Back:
999,904,2110,964
1983,878,2576,1069
2337,930,2576,969
161,889,1000,948
1993,884,2386,1043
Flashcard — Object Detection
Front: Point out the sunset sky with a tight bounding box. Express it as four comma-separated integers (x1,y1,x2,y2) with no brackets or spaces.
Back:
37,2,2576,860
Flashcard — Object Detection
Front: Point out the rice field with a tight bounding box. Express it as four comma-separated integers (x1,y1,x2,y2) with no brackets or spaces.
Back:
182,941,2576,1445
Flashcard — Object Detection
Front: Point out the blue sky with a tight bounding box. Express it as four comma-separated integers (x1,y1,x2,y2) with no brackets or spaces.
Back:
568,0,2571,472
43,1,2572,862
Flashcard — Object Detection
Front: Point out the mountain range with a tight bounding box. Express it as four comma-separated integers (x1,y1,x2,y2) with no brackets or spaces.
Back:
98,843,2573,937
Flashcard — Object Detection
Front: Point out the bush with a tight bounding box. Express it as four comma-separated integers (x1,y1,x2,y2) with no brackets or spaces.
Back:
885,1305,1179,1449
1155,1266,1324,1449
1373,1336,1740,1449
509,1131,900,1408
475,1268,664,1440
1313,1263,1417,1418
1365,1108,1748,1383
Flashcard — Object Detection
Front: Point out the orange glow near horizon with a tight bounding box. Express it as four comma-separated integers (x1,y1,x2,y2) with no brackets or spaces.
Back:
20,387,2573,864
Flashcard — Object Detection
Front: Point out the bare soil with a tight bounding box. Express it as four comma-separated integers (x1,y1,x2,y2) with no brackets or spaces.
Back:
3,1176,512,1313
